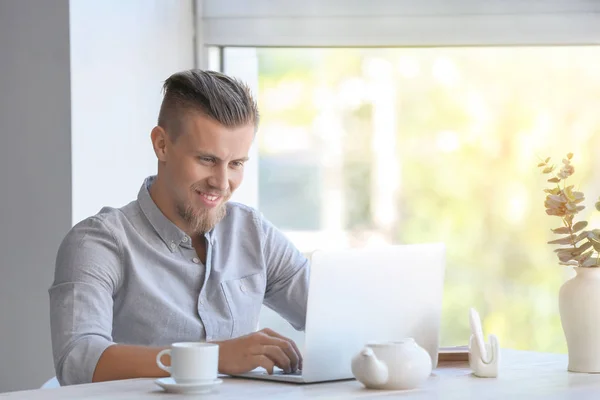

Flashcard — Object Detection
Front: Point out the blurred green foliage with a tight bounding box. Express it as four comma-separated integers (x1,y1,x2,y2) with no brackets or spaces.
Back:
255,47,600,353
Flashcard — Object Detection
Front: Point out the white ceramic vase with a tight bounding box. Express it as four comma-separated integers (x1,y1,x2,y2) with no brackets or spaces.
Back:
559,267,600,373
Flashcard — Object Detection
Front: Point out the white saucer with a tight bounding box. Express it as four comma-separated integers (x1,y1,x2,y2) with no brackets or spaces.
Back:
154,377,222,394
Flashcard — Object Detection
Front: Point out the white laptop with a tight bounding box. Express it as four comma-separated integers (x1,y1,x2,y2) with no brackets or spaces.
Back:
235,242,446,383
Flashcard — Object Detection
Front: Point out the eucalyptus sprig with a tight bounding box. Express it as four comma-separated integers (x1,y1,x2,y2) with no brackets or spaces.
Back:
539,153,600,267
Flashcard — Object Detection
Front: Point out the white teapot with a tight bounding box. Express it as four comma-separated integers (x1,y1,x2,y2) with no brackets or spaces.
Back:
350,338,432,390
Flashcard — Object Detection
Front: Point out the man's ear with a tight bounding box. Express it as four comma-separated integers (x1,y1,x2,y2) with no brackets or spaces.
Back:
151,126,169,162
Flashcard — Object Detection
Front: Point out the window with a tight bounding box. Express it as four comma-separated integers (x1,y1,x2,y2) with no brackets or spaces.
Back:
222,46,600,352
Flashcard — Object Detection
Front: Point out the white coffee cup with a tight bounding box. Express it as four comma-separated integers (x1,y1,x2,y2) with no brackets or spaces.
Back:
156,342,219,384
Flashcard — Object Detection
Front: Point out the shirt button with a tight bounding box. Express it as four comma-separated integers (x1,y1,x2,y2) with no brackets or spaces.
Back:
170,242,176,250
192,257,200,264
182,237,188,243
199,299,204,307
240,284,247,293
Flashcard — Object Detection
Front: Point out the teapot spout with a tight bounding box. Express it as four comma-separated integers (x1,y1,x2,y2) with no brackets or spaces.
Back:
351,347,389,388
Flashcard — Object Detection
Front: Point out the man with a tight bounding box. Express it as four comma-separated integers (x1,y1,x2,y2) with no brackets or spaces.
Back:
49,70,309,386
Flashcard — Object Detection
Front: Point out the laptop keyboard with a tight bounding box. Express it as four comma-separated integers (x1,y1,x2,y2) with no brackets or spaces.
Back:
272,368,302,376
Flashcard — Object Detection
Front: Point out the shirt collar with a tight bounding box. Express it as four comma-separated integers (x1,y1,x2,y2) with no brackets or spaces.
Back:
137,176,214,252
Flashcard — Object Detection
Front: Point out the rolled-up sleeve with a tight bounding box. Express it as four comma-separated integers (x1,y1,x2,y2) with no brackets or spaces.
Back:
259,216,310,331
49,216,122,385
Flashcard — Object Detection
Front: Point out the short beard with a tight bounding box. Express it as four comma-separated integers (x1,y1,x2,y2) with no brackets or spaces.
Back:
177,201,227,235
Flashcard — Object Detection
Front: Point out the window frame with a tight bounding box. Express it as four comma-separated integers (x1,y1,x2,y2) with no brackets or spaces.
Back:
198,0,600,49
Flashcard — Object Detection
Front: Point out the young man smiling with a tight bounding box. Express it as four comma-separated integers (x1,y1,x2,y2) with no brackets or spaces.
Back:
49,70,309,385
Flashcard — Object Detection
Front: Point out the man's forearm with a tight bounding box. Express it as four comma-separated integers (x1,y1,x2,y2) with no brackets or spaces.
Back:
92,344,169,382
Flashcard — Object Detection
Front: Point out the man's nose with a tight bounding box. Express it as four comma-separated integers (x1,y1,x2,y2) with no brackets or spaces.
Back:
208,165,229,192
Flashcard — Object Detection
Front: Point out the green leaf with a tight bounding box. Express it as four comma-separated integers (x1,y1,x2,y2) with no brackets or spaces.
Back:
542,166,555,174
572,221,589,233
557,252,574,262
548,236,575,245
548,194,564,203
589,237,600,252
545,157,551,163
548,177,561,183
566,205,585,215
545,200,563,210
582,257,599,267
551,227,571,234
574,231,589,243
572,242,593,256
537,162,546,167
572,191,585,200
566,203,579,211
574,250,594,262
567,153,573,160
554,247,574,253
559,260,579,266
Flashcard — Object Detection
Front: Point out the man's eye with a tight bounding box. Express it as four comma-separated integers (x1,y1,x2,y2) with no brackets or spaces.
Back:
231,161,245,168
199,157,215,164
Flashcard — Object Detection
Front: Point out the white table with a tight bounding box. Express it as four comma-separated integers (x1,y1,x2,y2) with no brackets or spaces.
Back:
3,350,600,399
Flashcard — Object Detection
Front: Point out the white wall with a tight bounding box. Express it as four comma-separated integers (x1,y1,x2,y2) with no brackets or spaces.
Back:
70,0,195,224
0,0,195,392
0,0,72,392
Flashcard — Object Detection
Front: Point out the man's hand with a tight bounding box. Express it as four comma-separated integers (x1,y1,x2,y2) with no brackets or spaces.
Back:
213,328,302,375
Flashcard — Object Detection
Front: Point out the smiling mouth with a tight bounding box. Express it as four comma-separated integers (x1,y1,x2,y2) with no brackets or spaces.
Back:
195,190,224,206
198,192,219,201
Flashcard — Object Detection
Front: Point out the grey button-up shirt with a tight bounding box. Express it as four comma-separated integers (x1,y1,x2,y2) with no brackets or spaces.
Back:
49,176,309,386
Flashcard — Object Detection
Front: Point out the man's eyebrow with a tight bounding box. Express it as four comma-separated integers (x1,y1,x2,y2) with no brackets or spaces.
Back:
196,152,249,163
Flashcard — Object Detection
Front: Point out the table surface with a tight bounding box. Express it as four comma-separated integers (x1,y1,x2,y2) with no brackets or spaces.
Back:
3,350,600,399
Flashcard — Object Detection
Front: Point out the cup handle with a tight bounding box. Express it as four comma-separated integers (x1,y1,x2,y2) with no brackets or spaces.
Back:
156,349,171,374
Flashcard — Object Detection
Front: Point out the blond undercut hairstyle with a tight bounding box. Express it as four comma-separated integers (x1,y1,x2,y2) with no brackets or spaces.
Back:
157,69,259,141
